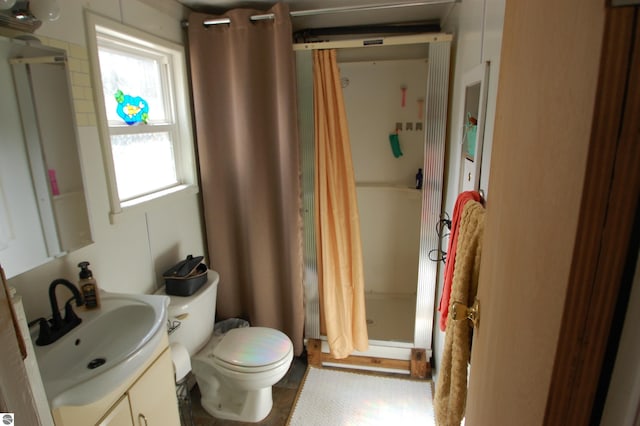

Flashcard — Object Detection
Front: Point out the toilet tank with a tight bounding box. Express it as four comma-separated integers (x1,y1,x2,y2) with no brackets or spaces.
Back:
156,270,219,356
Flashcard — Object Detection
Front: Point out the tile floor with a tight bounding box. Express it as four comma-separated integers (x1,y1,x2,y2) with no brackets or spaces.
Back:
188,354,308,426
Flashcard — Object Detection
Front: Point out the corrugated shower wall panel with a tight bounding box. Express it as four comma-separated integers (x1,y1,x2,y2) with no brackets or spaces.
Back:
296,50,321,339
414,40,450,350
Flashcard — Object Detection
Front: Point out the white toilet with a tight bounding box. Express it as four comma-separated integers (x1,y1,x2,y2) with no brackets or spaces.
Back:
157,270,294,422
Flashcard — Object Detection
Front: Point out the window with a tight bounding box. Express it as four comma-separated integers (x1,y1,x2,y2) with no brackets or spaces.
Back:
86,13,196,216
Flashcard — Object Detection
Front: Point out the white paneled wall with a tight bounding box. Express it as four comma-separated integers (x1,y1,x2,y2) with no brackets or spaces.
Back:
7,0,205,322
341,59,427,296
342,59,428,186
432,0,506,377
357,187,422,295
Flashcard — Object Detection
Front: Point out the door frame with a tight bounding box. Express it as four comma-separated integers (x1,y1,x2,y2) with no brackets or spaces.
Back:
0,266,40,423
545,6,640,424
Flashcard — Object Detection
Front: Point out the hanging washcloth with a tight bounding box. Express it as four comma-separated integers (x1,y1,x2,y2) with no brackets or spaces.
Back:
438,190,483,331
434,200,485,426
388,133,403,158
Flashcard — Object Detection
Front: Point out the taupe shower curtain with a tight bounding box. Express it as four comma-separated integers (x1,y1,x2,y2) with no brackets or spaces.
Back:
313,49,368,359
187,3,304,355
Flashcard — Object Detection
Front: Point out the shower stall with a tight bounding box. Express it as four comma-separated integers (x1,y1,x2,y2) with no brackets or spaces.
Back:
297,33,451,373
341,56,427,344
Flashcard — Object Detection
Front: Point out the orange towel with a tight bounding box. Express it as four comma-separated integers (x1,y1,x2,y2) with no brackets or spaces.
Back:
438,190,482,331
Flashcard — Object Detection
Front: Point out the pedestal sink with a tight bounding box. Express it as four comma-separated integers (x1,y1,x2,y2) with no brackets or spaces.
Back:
32,291,169,409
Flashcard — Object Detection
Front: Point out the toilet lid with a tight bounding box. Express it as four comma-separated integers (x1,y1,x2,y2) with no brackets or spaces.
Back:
213,327,292,370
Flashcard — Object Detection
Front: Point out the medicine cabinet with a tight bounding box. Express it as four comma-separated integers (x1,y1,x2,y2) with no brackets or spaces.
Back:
0,36,93,278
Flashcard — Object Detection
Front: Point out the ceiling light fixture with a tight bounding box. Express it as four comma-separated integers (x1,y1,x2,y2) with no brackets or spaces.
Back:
30,0,59,21
0,0,16,11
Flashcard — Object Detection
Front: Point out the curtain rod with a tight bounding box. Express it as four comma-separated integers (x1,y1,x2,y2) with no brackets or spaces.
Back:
182,0,456,27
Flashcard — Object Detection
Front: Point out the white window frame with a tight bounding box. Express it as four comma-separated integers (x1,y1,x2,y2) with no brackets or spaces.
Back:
85,12,197,222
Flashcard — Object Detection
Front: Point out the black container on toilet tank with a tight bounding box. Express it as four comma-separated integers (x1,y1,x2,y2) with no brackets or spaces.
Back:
163,255,208,297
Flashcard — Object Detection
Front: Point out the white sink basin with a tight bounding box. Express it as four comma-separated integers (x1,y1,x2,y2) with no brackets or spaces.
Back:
32,292,169,409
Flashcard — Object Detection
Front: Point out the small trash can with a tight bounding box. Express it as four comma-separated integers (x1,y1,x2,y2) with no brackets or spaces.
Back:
214,318,250,336
176,374,195,426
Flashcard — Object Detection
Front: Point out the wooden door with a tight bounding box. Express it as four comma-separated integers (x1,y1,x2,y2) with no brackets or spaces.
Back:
465,2,640,425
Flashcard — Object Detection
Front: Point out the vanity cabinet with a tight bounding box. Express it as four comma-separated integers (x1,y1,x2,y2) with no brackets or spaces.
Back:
127,349,180,425
98,349,179,426
52,335,180,426
98,396,132,426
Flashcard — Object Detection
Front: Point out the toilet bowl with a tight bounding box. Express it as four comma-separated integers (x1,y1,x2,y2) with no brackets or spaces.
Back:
192,327,293,422
156,270,294,423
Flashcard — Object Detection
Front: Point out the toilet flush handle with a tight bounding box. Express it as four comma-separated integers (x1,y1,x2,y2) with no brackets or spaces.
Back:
167,314,188,335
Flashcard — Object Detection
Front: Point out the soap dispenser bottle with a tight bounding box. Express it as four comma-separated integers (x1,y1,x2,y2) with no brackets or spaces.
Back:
78,261,100,309
416,168,424,190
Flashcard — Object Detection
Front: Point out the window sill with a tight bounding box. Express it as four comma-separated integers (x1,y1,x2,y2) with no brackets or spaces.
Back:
109,184,199,225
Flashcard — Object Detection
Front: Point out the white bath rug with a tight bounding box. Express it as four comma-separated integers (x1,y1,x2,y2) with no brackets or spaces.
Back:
288,367,434,425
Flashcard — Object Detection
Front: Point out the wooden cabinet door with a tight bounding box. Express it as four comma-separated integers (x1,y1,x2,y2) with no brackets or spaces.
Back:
97,395,134,426
128,349,180,426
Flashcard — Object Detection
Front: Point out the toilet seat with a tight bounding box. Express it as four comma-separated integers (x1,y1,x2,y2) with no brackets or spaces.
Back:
212,327,293,374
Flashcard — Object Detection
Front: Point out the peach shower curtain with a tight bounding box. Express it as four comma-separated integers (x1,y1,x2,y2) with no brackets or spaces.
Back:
313,50,368,359
187,3,304,355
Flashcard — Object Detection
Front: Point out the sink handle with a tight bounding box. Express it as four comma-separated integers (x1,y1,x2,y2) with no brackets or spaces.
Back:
63,303,82,327
36,319,52,346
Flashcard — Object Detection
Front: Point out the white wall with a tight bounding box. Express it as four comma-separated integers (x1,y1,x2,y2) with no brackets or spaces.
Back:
341,59,426,295
7,0,206,322
432,0,505,375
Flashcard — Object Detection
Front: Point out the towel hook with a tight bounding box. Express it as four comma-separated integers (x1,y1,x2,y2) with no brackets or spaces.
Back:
451,298,480,329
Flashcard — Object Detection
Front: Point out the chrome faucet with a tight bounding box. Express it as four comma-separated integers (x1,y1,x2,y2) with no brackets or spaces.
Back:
36,279,84,346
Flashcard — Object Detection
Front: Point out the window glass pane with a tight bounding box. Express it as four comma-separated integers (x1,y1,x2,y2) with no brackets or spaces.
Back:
98,47,168,124
111,132,177,200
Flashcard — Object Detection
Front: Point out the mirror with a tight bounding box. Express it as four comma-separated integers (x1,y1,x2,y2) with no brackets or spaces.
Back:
459,61,490,192
0,35,92,278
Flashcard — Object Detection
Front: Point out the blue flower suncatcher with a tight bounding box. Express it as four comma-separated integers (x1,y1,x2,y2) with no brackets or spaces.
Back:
115,90,149,125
